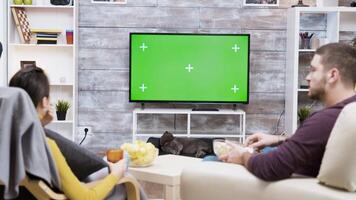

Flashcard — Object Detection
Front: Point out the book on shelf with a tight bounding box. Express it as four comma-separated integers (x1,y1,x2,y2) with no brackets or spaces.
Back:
37,40,57,45
30,28,62,34
36,37,58,45
33,31,59,45
36,33,59,38
36,38,58,41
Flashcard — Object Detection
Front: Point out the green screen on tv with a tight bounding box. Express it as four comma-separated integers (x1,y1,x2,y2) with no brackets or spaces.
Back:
130,33,250,103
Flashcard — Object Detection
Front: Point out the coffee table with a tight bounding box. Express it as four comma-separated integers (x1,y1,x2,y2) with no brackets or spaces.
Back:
128,154,201,200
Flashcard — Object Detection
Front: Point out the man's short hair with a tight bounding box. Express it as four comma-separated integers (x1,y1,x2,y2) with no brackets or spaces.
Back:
316,43,356,87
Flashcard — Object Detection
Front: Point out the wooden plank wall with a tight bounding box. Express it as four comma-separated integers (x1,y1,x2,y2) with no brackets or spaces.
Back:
77,0,355,152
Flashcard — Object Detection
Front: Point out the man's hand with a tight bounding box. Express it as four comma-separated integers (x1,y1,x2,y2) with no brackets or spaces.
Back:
219,141,252,166
244,133,280,150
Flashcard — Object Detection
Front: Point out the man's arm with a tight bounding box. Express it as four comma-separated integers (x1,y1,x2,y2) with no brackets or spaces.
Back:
242,151,252,167
246,110,338,181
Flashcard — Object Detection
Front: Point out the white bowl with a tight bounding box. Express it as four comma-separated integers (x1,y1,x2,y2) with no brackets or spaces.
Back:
213,139,232,157
213,139,254,157
129,148,158,167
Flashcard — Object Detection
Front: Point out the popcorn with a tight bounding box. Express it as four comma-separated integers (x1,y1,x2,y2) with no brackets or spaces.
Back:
121,140,158,166
213,140,233,157
213,139,254,157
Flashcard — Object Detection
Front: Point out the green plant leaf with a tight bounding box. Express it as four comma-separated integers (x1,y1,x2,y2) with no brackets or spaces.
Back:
298,106,311,123
55,100,70,112
352,37,356,48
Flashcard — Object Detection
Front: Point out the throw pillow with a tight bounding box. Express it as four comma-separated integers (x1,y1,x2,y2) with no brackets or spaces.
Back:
45,128,108,181
317,102,356,192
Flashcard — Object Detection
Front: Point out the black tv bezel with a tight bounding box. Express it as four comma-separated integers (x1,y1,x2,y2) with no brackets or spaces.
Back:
129,32,250,104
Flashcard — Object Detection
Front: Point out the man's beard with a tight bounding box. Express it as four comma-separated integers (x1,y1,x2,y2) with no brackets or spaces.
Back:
308,78,326,101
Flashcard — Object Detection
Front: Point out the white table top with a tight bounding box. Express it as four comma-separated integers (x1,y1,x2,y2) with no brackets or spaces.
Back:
128,155,202,185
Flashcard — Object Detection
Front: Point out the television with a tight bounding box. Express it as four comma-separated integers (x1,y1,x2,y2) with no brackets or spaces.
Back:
129,33,250,104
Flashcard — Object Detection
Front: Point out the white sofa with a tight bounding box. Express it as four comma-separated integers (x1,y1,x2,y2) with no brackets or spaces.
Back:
181,162,355,200
181,102,356,200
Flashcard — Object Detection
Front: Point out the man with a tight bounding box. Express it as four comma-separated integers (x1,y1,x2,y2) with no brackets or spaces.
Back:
220,43,356,181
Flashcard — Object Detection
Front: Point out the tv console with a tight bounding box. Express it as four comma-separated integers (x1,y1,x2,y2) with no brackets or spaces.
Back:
132,108,246,142
192,108,219,111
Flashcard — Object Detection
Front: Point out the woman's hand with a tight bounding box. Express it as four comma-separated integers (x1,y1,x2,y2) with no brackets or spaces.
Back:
108,159,126,179
41,108,54,126
38,98,53,126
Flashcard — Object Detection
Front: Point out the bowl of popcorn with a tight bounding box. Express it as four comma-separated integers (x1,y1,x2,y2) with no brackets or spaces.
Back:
213,139,233,157
213,139,254,157
121,140,158,167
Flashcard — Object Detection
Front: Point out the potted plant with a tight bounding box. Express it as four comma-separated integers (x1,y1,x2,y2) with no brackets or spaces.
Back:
298,106,311,124
55,100,70,120
352,37,356,47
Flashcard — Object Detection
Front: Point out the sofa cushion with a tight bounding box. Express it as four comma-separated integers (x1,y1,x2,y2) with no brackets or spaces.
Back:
317,102,356,192
181,161,356,200
181,162,268,200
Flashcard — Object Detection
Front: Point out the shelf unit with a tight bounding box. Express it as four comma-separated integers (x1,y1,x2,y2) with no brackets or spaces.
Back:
286,7,356,134
6,1,77,140
132,108,246,143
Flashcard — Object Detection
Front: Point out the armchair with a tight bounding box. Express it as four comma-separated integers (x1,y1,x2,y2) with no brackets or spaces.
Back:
20,175,140,200
0,87,140,200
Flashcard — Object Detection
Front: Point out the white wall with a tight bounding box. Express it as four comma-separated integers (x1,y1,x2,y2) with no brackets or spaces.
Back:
0,0,7,86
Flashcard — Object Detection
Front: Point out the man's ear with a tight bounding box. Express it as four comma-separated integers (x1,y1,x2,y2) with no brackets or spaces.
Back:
327,67,340,84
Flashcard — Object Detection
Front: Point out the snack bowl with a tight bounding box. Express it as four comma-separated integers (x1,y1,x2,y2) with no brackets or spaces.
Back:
121,140,158,167
213,139,254,157
213,139,232,157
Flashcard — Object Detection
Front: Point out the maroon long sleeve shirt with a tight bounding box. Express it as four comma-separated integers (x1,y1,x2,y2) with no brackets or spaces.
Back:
247,95,356,181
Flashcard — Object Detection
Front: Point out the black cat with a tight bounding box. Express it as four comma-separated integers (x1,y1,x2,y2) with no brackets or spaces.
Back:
159,131,213,158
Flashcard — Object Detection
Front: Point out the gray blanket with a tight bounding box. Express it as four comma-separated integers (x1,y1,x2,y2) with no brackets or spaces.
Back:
0,87,61,199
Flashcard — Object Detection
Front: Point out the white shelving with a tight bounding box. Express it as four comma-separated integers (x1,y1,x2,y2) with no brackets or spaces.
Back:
285,7,356,134
298,49,316,52
132,108,246,143
297,88,309,92
10,5,74,8
9,43,74,47
6,1,77,140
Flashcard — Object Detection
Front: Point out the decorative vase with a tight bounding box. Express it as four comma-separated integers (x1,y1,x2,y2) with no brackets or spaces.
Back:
14,0,23,5
23,0,32,5
56,111,67,121
66,30,73,44
292,0,309,7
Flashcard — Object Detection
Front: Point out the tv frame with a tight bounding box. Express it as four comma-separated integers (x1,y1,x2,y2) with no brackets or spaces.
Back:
129,32,250,104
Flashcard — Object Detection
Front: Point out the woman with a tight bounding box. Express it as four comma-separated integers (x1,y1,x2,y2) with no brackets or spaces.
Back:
9,66,129,200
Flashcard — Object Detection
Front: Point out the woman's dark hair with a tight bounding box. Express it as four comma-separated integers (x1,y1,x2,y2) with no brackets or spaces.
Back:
9,66,50,107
